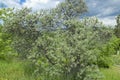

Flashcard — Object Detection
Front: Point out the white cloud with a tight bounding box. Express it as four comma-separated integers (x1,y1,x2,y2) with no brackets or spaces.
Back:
24,0,50,5
99,17,117,26
0,0,21,8
38,0,49,4
0,0,60,10
97,7,115,17
85,0,120,26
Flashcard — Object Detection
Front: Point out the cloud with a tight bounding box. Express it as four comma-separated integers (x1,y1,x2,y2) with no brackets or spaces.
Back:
0,0,60,10
99,16,117,26
0,0,21,8
22,0,60,10
0,0,120,26
85,0,120,16
84,0,120,26
97,7,114,17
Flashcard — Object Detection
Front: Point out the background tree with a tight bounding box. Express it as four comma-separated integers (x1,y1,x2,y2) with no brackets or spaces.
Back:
114,15,120,38
81,17,114,68
114,15,120,55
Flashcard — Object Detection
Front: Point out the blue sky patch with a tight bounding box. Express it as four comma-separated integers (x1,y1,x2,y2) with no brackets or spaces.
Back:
20,0,26,4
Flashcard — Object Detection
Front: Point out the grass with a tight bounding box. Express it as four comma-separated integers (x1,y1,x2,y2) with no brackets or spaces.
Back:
0,59,35,80
101,65,120,80
0,56,120,80
100,55,120,80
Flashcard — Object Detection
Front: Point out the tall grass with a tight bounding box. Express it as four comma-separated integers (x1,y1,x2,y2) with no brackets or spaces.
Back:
100,55,120,80
0,59,35,80
0,56,120,80
101,66,120,80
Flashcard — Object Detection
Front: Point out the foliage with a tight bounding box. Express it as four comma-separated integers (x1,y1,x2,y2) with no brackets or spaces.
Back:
0,27,13,60
112,55,120,65
0,8,16,60
55,0,87,20
3,0,117,80
28,20,102,80
114,15,120,56
3,8,41,58
114,15,120,38
0,8,14,22
81,17,114,68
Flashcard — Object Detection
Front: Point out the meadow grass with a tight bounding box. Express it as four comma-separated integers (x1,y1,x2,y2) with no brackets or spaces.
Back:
101,65,120,80
0,57,120,80
0,59,35,80
100,55,120,80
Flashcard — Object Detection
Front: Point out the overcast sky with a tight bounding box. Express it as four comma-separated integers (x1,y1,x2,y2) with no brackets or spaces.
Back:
0,0,120,26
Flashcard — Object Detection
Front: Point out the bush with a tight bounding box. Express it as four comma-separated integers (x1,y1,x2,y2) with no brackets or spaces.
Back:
27,20,102,80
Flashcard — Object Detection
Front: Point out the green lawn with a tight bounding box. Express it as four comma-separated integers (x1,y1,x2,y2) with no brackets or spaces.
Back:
101,65,120,80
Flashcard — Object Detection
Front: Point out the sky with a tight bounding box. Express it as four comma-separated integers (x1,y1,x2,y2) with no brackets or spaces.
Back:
0,0,120,26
